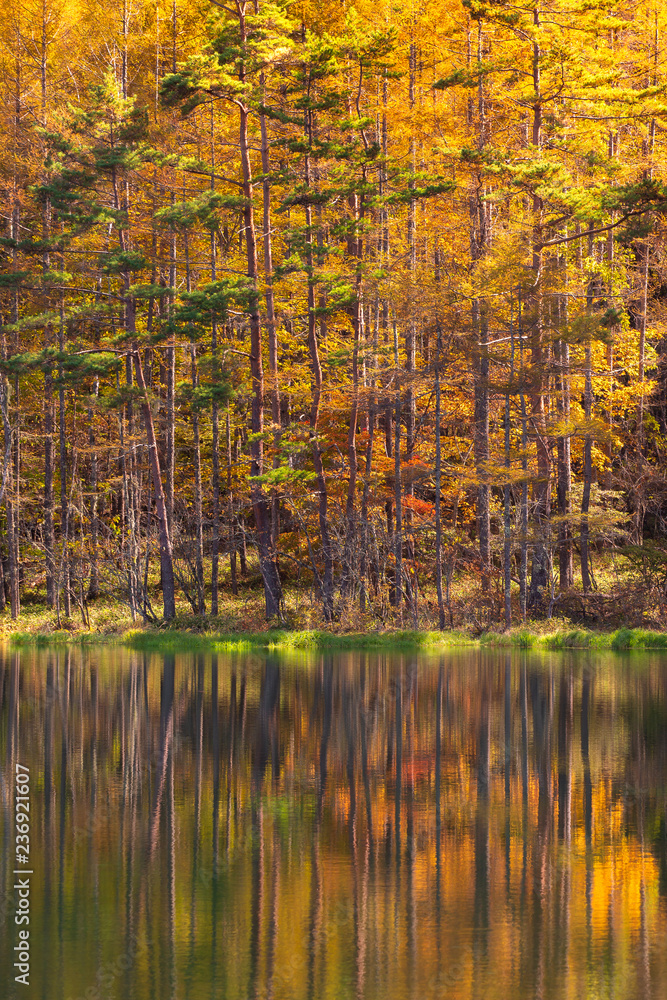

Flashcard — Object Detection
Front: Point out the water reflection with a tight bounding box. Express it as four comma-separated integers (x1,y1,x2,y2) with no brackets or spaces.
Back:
0,646,666,1000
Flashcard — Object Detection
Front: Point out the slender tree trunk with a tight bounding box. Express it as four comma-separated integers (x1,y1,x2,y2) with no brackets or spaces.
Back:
87,380,100,600
209,106,221,614
504,301,516,629
226,409,238,596
303,113,333,621
344,227,362,597
232,5,282,618
260,73,281,558
44,361,56,607
58,298,70,618
404,40,417,607
393,316,403,613
360,298,377,610
528,6,550,608
132,343,176,620
43,184,55,607
473,294,491,593
434,250,445,629
238,95,282,619
580,342,593,593
519,297,529,621
191,342,205,614
556,335,573,588
470,24,491,595
165,226,176,533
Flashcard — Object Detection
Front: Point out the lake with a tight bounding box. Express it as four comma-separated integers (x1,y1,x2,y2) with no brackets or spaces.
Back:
1,645,666,999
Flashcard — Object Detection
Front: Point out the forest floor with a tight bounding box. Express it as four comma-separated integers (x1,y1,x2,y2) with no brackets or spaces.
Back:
3,549,667,651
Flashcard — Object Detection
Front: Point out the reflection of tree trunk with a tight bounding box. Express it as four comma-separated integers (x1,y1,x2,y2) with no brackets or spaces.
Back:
58,651,71,942
266,826,281,1000
318,659,332,818
226,670,236,852
6,652,19,768
188,656,204,962
519,657,529,913
581,667,593,964
530,671,552,814
556,666,573,981
359,659,373,838
395,667,402,857
581,668,592,847
557,670,572,843
530,665,551,998
253,659,280,788
474,678,490,937
344,685,356,841
504,655,511,893
306,819,322,1000
149,653,175,854
435,661,443,942
436,662,443,842
167,734,177,1000
247,803,264,1000
44,658,55,827
212,655,220,861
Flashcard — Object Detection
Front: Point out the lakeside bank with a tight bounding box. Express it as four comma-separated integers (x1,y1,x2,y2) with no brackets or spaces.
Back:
6,624,667,653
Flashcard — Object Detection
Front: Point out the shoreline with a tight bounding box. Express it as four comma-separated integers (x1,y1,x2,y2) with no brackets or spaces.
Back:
6,624,667,653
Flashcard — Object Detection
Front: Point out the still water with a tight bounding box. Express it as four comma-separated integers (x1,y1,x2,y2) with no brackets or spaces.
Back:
1,645,666,999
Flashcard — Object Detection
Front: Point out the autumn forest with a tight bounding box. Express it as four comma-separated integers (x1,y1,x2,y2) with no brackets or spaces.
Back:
1,0,667,629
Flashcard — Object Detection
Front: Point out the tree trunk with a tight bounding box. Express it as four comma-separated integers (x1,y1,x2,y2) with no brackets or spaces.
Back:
303,113,333,621
44,360,56,606
191,342,205,614
580,342,593,593
519,297,529,621
470,23,491,594
504,303,516,629
556,336,573,588
473,295,491,593
210,105,221,615
434,249,446,630
87,380,100,600
528,6,550,609
236,29,282,618
226,409,238,596
165,226,176,533
133,345,176,620
393,316,403,612
58,299,70,618
260,74,281,558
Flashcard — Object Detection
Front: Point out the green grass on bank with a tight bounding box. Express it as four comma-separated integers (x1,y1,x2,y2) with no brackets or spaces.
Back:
480,626,667,651
119,627,478,653
7,622,667,653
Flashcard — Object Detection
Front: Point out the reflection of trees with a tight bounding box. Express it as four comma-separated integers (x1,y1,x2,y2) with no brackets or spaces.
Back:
2,648,667,999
